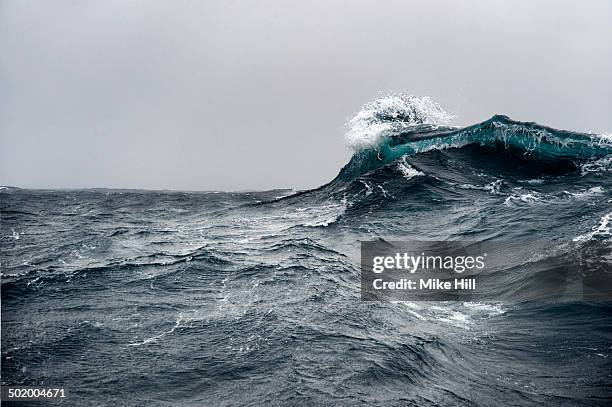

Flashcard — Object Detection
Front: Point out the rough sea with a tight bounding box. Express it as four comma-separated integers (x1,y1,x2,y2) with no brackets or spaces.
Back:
2,95,611,406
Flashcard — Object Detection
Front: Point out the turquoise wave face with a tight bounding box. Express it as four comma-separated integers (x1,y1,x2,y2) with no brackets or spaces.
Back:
336,115,612,181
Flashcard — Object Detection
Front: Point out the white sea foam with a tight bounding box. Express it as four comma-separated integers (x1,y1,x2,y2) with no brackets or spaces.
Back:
573,211,612,242
463,301,506,316
580,155,612,175
522,178,545,184
484,180,503,194
393,301,506,329
564,186,605,199
460,179,504,194
595,132,612,144
345,94,454,150
359,180,373,196
377,184,392,198
397,156,424,180
503,193,541,207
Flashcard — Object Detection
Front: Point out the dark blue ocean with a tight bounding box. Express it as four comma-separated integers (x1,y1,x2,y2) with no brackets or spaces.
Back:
2,97,612,405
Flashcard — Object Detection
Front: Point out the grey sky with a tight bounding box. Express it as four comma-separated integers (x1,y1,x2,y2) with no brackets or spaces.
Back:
1,0,611,191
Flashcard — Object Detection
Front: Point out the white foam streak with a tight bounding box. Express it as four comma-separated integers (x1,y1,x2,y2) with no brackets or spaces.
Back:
127,316,183,347
397,156,424,180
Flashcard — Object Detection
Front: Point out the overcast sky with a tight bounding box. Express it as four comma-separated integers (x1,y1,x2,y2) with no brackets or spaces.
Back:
1,0,611,191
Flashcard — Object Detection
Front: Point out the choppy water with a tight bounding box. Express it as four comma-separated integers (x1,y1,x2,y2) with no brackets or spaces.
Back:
2,95,612,405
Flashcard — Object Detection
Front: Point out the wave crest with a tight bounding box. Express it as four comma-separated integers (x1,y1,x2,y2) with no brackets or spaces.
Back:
345,94,454,150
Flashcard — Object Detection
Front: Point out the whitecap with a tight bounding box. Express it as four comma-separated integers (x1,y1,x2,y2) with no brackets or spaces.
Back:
345,93,453,150
503,193,541,207
397,156,424,180
573,211,612,242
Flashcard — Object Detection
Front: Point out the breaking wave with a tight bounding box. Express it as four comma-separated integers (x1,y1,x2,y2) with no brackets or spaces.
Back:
338,95,611,181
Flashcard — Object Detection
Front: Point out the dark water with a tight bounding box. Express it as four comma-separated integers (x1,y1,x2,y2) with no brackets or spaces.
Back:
2,112,612,405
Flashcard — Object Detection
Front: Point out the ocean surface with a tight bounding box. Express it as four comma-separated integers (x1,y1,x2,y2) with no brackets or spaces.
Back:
2,95,611,406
